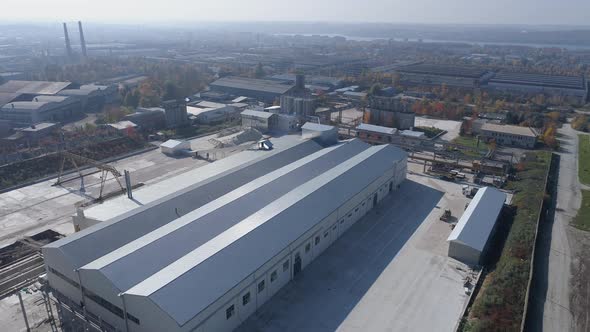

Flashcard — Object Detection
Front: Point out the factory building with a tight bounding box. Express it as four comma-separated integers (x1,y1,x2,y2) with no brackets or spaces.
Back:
58,84,118,112
356,123,398,144
210,76,295,104
487,71,587,105
240,109,278,132
480,123,537,149
43,136,407,332
447,187,506,265
0,95,82,125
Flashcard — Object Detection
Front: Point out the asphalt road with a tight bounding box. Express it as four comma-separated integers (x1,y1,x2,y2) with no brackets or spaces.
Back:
528,124,582,332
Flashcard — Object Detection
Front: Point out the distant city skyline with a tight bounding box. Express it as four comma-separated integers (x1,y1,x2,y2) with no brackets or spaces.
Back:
2,0,590,26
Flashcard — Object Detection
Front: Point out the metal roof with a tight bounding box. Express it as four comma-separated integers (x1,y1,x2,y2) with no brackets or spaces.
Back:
447,187,506,252
301,122,335,132
160,139,185,149
481,123,537,138
81,140,369,292
241,109,275,119
0,80,72,95
43,137,322,273
357,123,397,135
211,76,294,95
125,144,406,325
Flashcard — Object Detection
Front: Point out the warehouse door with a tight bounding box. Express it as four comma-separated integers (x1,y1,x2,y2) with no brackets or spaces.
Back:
294,254,302,277
372,193,378,207
389,181,393,193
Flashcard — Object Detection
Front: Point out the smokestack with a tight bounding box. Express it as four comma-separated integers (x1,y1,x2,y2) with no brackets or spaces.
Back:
78,21,87,57
63,23,73,58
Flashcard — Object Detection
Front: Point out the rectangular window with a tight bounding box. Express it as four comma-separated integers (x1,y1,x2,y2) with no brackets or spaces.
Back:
324,231,329,238
333,225,337,230
355,208,359,212
226,305,235,320
242,292,251,306
271,270,278,282
315,236,320,245
347,213,352,218
283,260,289,272
340,219,344,224
258,280,265,293
305,243,311,253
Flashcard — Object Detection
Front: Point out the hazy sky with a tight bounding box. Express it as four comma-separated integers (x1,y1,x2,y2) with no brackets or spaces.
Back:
3,0,590,26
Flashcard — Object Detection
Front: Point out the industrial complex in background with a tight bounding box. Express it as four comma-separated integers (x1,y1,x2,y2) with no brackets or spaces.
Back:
0,17,586,332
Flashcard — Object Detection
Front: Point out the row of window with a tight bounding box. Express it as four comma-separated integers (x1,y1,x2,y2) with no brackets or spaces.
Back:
48,267,141,325
223,183,392,322
225,258,291,320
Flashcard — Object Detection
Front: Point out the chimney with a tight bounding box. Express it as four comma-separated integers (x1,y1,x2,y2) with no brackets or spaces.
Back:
78,21,87,57
63,23,73,58
295,74,305,91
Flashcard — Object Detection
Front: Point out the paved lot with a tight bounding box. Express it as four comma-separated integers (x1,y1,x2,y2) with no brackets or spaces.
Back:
0,132,225,248
415,117,462,142
238,162,474,332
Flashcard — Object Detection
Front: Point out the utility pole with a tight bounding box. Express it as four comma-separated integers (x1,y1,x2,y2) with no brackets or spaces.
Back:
17,291,30,332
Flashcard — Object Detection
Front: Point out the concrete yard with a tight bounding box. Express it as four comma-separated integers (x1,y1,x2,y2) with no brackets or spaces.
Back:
0,132,239,248
237,161,475,332
415,116,462,142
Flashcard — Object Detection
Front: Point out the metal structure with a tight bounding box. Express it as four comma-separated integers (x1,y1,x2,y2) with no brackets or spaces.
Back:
54,151,126,200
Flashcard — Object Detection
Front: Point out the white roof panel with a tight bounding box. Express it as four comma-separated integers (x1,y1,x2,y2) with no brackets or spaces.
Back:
447,187,506,252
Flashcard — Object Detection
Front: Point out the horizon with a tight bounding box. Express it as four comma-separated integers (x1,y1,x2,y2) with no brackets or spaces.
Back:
2,0,590,26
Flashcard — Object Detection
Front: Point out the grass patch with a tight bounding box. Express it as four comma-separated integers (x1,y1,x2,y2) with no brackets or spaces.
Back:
579,135,590,185
452,135,488,158
573,190,590,231
464,151,551,332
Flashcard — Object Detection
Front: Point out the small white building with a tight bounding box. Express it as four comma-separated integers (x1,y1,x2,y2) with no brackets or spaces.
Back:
447,187,507,265
160,139,190,156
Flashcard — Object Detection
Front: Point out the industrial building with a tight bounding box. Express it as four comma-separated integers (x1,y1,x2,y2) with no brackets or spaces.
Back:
187,101,239,124
210,76,295,103
364,95,416,130
480,123,537,148
487,71,587,105
447,187,506,265
396,64,492,88
58,84,118,112
240,109,278,132
356,123,397,143
43,134,407,332
279,74,316,119
163,100,188,128
0,95,82,125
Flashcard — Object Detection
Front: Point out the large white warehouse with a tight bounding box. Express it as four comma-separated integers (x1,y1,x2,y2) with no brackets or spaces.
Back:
43,136,407,332
447,187,507,265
